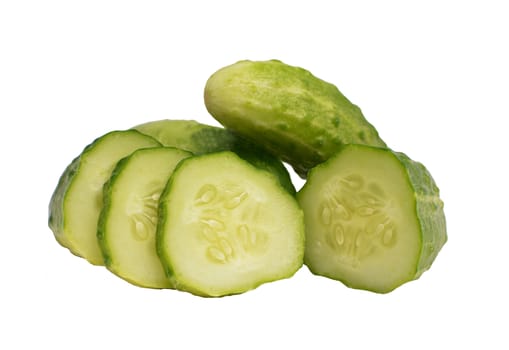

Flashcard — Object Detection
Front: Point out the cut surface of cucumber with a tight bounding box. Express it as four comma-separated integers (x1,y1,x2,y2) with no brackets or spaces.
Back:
297,144,447,293
48,130,161,265
157,151,304,297
98,147,191,288
133,119,296,195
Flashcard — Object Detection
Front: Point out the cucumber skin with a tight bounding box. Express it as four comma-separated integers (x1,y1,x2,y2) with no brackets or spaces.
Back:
299,144,447,291
48,155,80,251
204,60,386,178
48,130,161,264
133,119,232,154
156,151,305,297
392,150,447,278
134,119,296,195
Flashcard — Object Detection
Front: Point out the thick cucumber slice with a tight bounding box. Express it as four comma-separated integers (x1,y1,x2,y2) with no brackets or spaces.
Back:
98,147,191,288
157,151,304,297
133,119,232,154
48,130,161,265
133,119,296,195
297,144,447,293
204,60,386,177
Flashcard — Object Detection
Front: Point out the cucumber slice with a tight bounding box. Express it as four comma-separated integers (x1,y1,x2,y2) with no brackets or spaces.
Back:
133,119,296,195
297,144,447,293
98,147,191,288
204,60,386,178
133,119,233,154
48,130,161,265
157,151,304,297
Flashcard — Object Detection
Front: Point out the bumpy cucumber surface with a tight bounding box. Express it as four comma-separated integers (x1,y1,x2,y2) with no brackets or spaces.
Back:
48,130,161,265
157,151,304,297
98,147,191,288
297,144,447,293
133,119,296,194
204,60,386,177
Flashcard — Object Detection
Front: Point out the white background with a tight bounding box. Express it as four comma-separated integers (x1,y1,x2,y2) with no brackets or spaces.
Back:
1,1,508,349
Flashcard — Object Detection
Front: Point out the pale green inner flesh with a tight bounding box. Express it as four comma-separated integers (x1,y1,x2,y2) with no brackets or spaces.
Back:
104,148,190,288
299,148,420,293
161,154,303,296
64,133,160,265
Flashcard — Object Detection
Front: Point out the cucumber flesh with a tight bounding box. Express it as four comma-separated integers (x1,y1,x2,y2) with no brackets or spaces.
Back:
157,151,304,297
133,119,296,195
48,130,161,265
297,144,447,293
98,147,191,288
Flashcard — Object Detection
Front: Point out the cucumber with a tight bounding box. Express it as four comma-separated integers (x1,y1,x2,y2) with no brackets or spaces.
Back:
133,119,296,194
133,119,233,154
157,151,305,297
204,59,386,178
48,130,161,265
98,147,191,288
297,144,447,293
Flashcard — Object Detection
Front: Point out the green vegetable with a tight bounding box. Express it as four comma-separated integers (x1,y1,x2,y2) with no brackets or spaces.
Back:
297,144,447,293
48,58,447,296
157,151,305,297
48,130,161,265
98,147,192,288
204,59,386,177
133,119,296,195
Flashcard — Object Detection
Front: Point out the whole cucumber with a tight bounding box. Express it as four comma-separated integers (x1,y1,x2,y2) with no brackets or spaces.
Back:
204,60,386,177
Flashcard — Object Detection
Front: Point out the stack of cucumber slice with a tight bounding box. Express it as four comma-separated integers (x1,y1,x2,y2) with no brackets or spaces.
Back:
49,59,446,296
49,123,302,297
